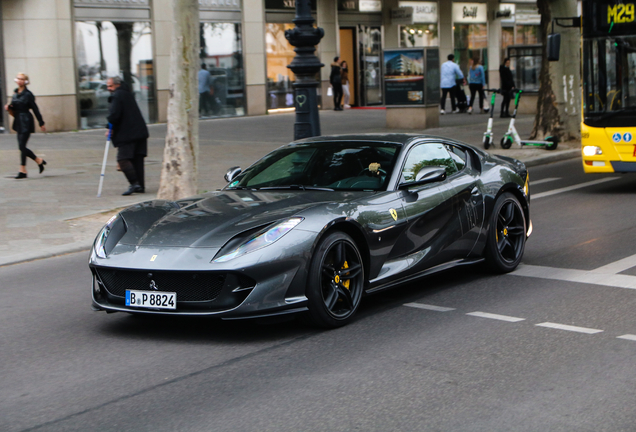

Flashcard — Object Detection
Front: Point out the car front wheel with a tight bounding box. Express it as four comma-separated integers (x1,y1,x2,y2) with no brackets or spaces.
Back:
484,192,526,273
306,231,364,328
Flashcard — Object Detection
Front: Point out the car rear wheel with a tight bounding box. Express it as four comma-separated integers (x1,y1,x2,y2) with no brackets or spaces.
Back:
306,231,364,328
484,192,526,273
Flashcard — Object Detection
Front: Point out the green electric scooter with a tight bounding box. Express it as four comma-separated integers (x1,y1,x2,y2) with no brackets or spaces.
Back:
500,89,559,151
482,88,499,149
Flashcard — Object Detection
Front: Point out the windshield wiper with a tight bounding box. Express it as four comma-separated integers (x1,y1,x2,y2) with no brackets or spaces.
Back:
258,185,334,191
225,186,256,190
594,106,636,121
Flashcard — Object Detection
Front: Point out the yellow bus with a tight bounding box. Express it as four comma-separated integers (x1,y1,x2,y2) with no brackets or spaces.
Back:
581,0,636,173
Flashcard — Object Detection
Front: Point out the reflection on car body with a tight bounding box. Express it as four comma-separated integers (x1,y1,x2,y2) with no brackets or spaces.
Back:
89,134,531,328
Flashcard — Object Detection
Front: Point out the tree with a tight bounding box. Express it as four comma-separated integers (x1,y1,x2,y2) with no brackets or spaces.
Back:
531,0,581,142
157,0,200,200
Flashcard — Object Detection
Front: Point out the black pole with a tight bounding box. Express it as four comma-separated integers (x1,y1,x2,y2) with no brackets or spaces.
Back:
284,0,324,140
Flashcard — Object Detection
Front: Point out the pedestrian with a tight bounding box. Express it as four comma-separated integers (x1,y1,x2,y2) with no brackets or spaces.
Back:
198,63,212,116
439,54,464,114
106,76,149,196
341,60,351,109
330,56,343,111
5,72,46,179
467,58,487,114
499,57,515,118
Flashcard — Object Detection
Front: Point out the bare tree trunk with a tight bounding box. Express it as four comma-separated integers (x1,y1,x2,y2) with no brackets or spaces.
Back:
531,0,562,140
113,22,133,90
531,0,580,141
157,0,200,200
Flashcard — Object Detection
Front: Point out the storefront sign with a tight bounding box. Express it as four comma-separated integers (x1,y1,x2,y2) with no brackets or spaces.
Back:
74,0,150,6
384,49,425,105
338,0,381,13
399,1,437,24
392,7,413,25
498,4,516,24
266,0,316,11
452,2,487,23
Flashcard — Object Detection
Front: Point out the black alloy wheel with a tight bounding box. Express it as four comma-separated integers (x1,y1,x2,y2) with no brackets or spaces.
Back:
485,192,526,273
306,231,364,328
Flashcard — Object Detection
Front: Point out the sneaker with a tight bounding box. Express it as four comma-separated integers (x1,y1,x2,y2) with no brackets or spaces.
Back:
440,109,445,115
452,109,459,114
467,107,473,114
484,107,490,113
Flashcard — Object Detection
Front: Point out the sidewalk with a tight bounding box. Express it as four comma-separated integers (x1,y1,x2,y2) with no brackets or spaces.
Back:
0,110,579,266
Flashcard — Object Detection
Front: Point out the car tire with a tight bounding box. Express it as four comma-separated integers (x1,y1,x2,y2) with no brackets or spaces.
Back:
484,192,526,273
306,231,364,328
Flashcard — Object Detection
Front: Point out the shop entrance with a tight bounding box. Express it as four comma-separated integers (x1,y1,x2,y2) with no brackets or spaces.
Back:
339,25,382,107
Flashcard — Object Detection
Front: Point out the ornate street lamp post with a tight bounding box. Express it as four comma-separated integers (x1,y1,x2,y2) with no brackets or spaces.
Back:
284,0,324,140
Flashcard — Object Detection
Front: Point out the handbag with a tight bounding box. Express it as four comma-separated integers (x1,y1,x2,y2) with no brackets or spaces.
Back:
327,86,333,97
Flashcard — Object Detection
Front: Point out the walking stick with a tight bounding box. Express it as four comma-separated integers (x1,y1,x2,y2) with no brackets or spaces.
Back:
97,124,112,198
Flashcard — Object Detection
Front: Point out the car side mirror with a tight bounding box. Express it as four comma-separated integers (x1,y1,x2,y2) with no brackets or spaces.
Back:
399,166,447,190
224,166,241,183
547,33,560,61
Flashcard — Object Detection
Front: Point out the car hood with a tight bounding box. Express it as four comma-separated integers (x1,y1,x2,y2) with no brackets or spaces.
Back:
118,190,348,247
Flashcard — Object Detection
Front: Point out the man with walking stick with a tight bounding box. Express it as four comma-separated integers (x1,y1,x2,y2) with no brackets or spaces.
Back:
105,76,148,196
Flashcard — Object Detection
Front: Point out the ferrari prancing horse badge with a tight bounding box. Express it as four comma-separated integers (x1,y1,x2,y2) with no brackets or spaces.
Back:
389,208,398,221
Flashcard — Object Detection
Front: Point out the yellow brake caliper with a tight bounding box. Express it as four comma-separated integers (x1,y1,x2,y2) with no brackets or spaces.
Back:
341,261,350,290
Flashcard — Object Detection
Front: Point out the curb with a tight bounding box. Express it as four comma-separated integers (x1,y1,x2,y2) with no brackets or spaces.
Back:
523,149,580,168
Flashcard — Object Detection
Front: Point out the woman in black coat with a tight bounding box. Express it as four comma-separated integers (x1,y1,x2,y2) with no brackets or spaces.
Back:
330,56,343,111
5,73,46,178
499,58,515,118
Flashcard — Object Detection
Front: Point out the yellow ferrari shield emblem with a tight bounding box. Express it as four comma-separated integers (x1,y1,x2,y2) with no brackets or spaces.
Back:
389,208,398,221
150,255,157,262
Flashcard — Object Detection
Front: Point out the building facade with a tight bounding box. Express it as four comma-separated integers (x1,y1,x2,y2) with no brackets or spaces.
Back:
0,0,541,132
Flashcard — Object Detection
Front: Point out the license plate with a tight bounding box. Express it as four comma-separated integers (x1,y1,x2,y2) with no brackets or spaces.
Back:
126,290,176,310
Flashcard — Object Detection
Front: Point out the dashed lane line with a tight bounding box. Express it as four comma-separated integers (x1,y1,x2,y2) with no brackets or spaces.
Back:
535,322,604,334
531,177,561,186
403,303,455,312
617,335,636,341
510,264,636,290
532,177,618,199
466,311,525,322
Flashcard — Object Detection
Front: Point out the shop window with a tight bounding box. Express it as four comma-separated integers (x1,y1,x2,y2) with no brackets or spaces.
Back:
399,24,438,48
508,45,542,92
515,25,541,45
453,24,488,80
199,23,245,118
76,21,156,129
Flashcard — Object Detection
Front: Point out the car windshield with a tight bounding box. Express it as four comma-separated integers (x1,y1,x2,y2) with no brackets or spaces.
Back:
228,142,401,191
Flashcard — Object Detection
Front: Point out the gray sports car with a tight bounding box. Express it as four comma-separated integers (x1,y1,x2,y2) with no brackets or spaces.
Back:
89,134,531,328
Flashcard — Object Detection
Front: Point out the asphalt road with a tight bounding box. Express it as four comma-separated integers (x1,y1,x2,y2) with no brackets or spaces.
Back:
2,158,636,432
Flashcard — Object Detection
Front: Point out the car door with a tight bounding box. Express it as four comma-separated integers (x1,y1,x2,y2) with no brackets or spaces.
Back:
389,142,459,273
442,143,485,257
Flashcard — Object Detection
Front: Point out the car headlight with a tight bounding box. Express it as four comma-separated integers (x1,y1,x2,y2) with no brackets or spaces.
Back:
213,217,304,263
94,214,126,258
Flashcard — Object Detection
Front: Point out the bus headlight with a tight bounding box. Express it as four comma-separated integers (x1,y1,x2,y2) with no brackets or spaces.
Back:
583,146,603,156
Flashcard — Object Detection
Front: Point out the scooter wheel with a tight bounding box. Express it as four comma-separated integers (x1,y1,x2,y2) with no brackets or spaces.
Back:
501,137,513,149
483,136,491,149
546,136,559,151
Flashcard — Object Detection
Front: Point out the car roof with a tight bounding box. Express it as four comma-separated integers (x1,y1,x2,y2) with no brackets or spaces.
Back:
291,133,460,146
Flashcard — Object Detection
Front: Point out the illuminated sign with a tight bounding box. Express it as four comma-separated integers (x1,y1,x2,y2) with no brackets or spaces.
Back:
584,1,636,36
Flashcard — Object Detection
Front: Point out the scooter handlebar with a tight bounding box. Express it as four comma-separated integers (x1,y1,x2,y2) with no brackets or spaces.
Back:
484,88,500,93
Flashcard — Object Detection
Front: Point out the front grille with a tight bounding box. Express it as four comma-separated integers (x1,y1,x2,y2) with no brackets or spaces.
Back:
95,268,226,302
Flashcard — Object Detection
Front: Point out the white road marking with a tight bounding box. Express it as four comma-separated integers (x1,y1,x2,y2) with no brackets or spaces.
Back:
531,177,560,185
592,253,636,274
466,311,525,322
536,322,603,334
532,177,618,199
510,264,636,290
617,334,636,341
404,303,455,312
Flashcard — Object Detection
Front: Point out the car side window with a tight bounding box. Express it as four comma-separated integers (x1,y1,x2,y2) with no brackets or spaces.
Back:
402,143,458,182
445,145,467,171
